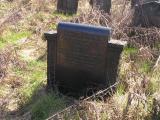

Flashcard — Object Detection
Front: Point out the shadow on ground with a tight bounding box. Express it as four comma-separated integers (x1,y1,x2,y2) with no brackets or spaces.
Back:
0,85,75,120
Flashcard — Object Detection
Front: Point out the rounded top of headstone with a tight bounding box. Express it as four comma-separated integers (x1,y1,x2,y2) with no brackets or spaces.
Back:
58,22,111,37
143,0,160,4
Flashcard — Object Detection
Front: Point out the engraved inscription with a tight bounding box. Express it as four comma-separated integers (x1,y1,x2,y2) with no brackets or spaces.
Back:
57,30,107,72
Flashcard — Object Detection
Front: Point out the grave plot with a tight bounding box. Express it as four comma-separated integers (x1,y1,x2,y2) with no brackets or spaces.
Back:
45,22,125,97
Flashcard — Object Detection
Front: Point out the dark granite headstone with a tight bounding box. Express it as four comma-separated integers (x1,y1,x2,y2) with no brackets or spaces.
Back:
90,0,111,13
45,22,111,94
44,22,126,97
56,23,110,93
57,0,79,14
131,0,160,27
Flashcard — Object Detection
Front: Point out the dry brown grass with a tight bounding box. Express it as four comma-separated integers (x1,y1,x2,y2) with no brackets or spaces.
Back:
45,1,160,119
0,0,160,119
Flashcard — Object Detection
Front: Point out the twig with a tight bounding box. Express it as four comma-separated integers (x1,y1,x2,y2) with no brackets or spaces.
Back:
154,55,160,69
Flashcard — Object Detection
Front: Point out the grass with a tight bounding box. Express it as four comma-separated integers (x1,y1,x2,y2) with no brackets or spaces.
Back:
0,1,71,118
49,23,57,30
119,46,136,79
1,0,160,119
116,83,126,96
139,61,152,74
118,45,159,119
0,30,31,48
0,2,14,17
122,46,152,74
13,60,47,106
48,11,76,30
52,11,76,20
0,1,72,120
12,58,67,119
100,112,108,120
123,46,138,57
146,68,160,95
31,93,67,120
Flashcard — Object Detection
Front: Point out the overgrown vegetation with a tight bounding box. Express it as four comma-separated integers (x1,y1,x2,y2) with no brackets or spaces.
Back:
0,0,160,120
0,0,70,119
0,30,31,48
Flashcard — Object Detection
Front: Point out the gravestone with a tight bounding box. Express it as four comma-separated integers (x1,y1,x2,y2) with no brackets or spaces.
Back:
56,23,110,94
90,0,111,13
131,0,160,27
44,22,126,96
131,0,160,8
57,0,79,14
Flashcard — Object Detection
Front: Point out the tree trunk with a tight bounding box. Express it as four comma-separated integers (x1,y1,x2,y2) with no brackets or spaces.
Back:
57,0,79,14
